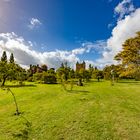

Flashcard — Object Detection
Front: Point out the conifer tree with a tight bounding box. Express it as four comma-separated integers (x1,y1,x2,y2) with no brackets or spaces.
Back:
10,53,15,63
1,51,7,63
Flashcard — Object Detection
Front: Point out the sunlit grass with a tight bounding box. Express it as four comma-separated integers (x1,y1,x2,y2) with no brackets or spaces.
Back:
0,80,140,140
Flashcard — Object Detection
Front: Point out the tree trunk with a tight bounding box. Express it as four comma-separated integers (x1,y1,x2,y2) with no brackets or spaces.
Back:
78,78,83,86
1,76,7,87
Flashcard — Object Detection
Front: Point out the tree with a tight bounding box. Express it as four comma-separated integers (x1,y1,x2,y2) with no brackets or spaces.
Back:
103,65,119,81
15,65,27,85
69,69,75,79
88,64,94,79
0,52,21,86
10,53,15,63
43,69,57,84
61,63,64,68
92,68,103,82
1,51,7,63
103,65,111,80
69,69,75,91
41,64,48,71
0,61,9,86
76,68,85,86
56,63,71,82
114,32,140,80
33,72,43,82
0,61,18,86
83,70,91,81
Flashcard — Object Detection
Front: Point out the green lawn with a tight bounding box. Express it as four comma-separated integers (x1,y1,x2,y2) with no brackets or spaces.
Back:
0,80,140,140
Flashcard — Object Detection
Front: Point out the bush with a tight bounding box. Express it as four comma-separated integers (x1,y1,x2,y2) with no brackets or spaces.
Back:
44,75,57,84
33,73,43,81
27,77,33,82
135,70,140,81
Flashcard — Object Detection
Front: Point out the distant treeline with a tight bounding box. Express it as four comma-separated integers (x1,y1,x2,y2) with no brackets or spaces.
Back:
0,32,140,86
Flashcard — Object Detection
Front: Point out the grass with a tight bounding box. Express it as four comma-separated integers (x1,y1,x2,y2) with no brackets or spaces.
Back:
0,80,140,140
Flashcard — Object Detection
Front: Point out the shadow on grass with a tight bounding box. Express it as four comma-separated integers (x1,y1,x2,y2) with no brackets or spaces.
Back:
67,90,90,94
85,80,104,84
118,81,140,84
12,115,32,140
4,84,36,88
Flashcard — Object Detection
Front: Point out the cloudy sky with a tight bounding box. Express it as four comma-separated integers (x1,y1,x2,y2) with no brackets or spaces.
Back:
0,0,140,69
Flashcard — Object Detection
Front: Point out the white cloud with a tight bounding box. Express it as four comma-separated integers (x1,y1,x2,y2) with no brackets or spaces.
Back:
108,23,114,29
28,18,42,29
0,32,107,69
0,32,109,69
114,0,135,20
72,47,86,55
97,8,140,66
0,32,97,69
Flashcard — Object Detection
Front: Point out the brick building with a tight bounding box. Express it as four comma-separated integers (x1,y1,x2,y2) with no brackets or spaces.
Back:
76,61,86,72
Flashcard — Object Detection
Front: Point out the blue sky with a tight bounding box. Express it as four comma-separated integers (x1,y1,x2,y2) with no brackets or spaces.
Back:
0,0,140,68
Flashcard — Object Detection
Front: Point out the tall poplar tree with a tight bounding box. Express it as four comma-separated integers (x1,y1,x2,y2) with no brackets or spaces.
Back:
10,53,15,63
1,51,7,63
